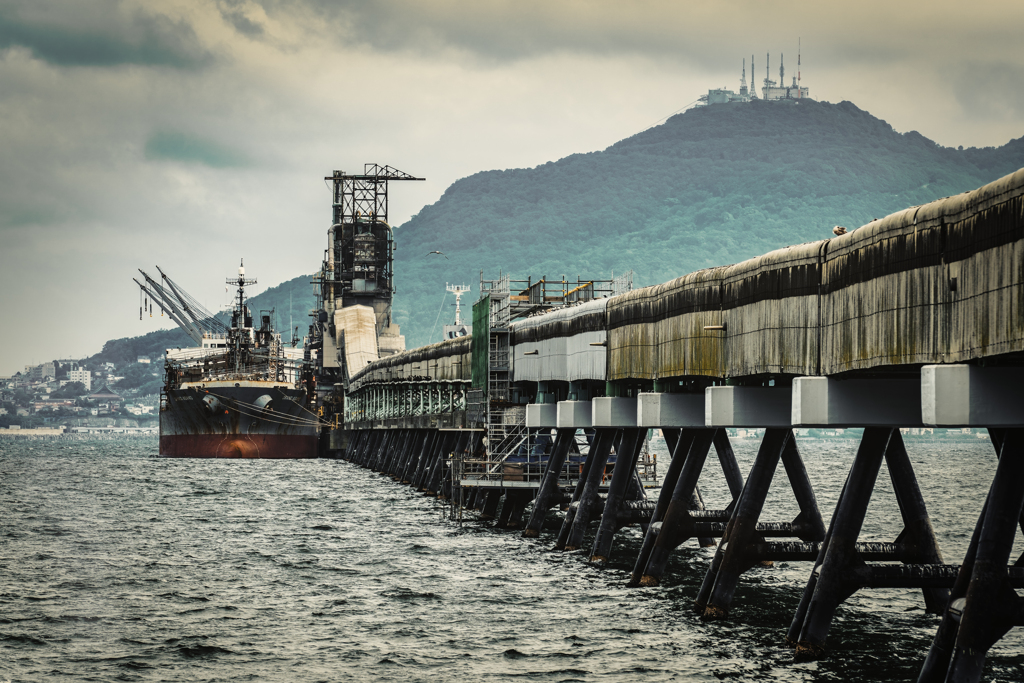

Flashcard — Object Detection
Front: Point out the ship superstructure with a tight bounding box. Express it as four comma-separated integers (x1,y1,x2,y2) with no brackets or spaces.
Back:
135,261,319,458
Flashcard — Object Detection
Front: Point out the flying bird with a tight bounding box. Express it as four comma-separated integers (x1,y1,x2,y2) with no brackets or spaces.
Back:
427,250,449,260
832,226,848,236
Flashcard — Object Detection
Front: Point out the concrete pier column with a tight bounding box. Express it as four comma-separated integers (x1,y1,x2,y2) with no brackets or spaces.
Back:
523,428,575,537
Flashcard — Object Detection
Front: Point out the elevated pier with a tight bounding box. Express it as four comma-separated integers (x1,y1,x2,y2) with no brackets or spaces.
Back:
336,167,1024,682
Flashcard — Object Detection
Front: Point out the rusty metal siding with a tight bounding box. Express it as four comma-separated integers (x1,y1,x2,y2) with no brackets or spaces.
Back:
947,169,1024,362
820,203,949,374
720,241,826,377
651,267,728,379
821,168,1024,374
351,168,1021,388
607,282,663,381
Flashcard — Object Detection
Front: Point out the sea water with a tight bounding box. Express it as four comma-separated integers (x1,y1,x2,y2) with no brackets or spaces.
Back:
2,436,1022,682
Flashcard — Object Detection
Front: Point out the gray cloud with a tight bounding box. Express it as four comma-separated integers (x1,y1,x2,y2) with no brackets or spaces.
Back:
260,0,1024,71
952,62,1024,122
1,0,1024,375
145,130,251,168
218,1,266,38
0,0,212,69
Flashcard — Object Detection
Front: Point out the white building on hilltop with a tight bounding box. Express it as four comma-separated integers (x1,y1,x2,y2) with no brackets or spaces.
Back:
702,46,811,106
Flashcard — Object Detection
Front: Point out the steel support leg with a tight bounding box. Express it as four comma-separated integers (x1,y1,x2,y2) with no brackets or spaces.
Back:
590,428,645,565
944,428,1024,683
917,498,989,682
885,430,949,613
523,428,575,538
699,428,792,618
409,430,440,487
556,429,615,551
794,427,892,659
781,434,827,544
480,489,501,519
640,429,718,586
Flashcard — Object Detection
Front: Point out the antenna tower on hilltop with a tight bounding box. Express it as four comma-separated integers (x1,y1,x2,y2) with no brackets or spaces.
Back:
798,38,802,95
751,54,756,98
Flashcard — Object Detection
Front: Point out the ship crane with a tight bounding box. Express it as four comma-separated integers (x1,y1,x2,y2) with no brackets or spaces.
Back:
134,267,228,345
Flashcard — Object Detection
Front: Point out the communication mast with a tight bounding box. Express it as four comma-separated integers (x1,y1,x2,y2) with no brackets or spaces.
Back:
444,283,472,339
751,54,757,98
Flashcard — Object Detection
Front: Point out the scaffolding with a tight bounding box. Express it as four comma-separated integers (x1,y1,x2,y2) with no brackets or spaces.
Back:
466,269,641,488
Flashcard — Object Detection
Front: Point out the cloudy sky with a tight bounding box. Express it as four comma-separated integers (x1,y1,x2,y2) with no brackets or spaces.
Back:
2,0,1023,375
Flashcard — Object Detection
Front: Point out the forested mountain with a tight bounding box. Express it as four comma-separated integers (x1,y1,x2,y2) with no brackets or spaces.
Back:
392,99,1024,349
98,98,1024,359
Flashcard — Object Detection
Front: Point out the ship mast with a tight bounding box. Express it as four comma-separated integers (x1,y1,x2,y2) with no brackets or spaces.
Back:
228,259,257,375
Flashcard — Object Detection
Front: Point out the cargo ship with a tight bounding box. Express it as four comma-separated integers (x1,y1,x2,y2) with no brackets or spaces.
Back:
136,261,319,458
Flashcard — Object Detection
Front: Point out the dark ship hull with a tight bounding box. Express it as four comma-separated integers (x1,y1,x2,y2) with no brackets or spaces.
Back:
159,382,318,459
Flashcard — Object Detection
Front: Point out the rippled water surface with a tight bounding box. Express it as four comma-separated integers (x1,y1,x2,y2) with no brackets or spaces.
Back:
2,435,1022,682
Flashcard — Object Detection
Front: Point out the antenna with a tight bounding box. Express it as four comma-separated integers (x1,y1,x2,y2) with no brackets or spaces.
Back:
751,54,756,98
780,53,785,87
798,38,802,97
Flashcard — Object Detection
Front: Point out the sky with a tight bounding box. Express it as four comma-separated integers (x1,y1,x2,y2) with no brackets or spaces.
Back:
2,0,1023,375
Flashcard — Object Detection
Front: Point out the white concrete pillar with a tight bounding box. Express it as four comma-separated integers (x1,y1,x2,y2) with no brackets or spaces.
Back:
592,396,637,428
705,386,792,427
526,403,558,428
557,400,593,429
637,392,705,428
922,365,1024,427
792,376,922,427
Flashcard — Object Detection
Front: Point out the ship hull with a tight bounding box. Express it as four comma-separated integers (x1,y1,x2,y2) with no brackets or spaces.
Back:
159,383,318,459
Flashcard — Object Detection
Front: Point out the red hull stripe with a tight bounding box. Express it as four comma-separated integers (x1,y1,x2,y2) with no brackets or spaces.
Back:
160,434,318,459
